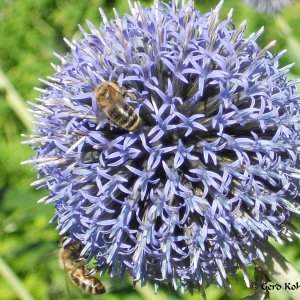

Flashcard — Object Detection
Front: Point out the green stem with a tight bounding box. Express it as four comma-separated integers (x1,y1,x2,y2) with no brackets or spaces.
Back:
254,239,300,300
0,256,35,300
0,68,33,132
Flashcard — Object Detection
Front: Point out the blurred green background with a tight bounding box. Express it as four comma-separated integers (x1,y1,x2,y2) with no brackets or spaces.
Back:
0,0,300,299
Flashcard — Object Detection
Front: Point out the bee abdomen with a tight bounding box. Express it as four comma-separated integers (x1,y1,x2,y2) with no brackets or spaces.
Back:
69,268,106,295
107,102,141,132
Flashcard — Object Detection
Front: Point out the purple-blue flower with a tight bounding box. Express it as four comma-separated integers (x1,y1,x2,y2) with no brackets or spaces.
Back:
24,0,300,295
244,0,292,13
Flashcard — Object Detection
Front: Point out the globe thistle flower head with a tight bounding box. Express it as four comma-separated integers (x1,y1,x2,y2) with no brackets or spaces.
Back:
244,0,292,13
24,0,300,295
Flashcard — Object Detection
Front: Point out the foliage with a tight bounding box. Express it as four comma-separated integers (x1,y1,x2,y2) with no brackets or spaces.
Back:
0,0,299,299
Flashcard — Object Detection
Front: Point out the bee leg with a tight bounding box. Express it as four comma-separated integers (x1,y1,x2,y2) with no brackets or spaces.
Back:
119,86,127,97
84,267,97,276
126,92,138,101
119,86,138,101
75,258,85,262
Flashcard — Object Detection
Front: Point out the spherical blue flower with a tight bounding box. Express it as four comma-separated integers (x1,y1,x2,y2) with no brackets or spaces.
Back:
25,0,300,295
244,0,291,13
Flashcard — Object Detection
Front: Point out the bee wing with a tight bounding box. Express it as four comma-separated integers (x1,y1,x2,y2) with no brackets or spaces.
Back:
63,268,85,299
60,253,84,299
95,107,109,129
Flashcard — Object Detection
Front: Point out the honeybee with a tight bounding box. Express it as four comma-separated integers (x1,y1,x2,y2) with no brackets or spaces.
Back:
59,238,105,295
95,81,142,132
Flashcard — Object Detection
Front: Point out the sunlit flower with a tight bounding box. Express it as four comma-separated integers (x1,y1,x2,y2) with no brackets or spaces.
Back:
24,0,300,295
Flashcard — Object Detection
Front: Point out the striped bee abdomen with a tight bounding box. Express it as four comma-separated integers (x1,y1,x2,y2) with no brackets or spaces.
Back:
106,101,141,132
69,268,106,295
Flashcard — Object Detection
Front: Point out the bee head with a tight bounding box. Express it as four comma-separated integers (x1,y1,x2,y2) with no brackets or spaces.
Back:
60,237,81,252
